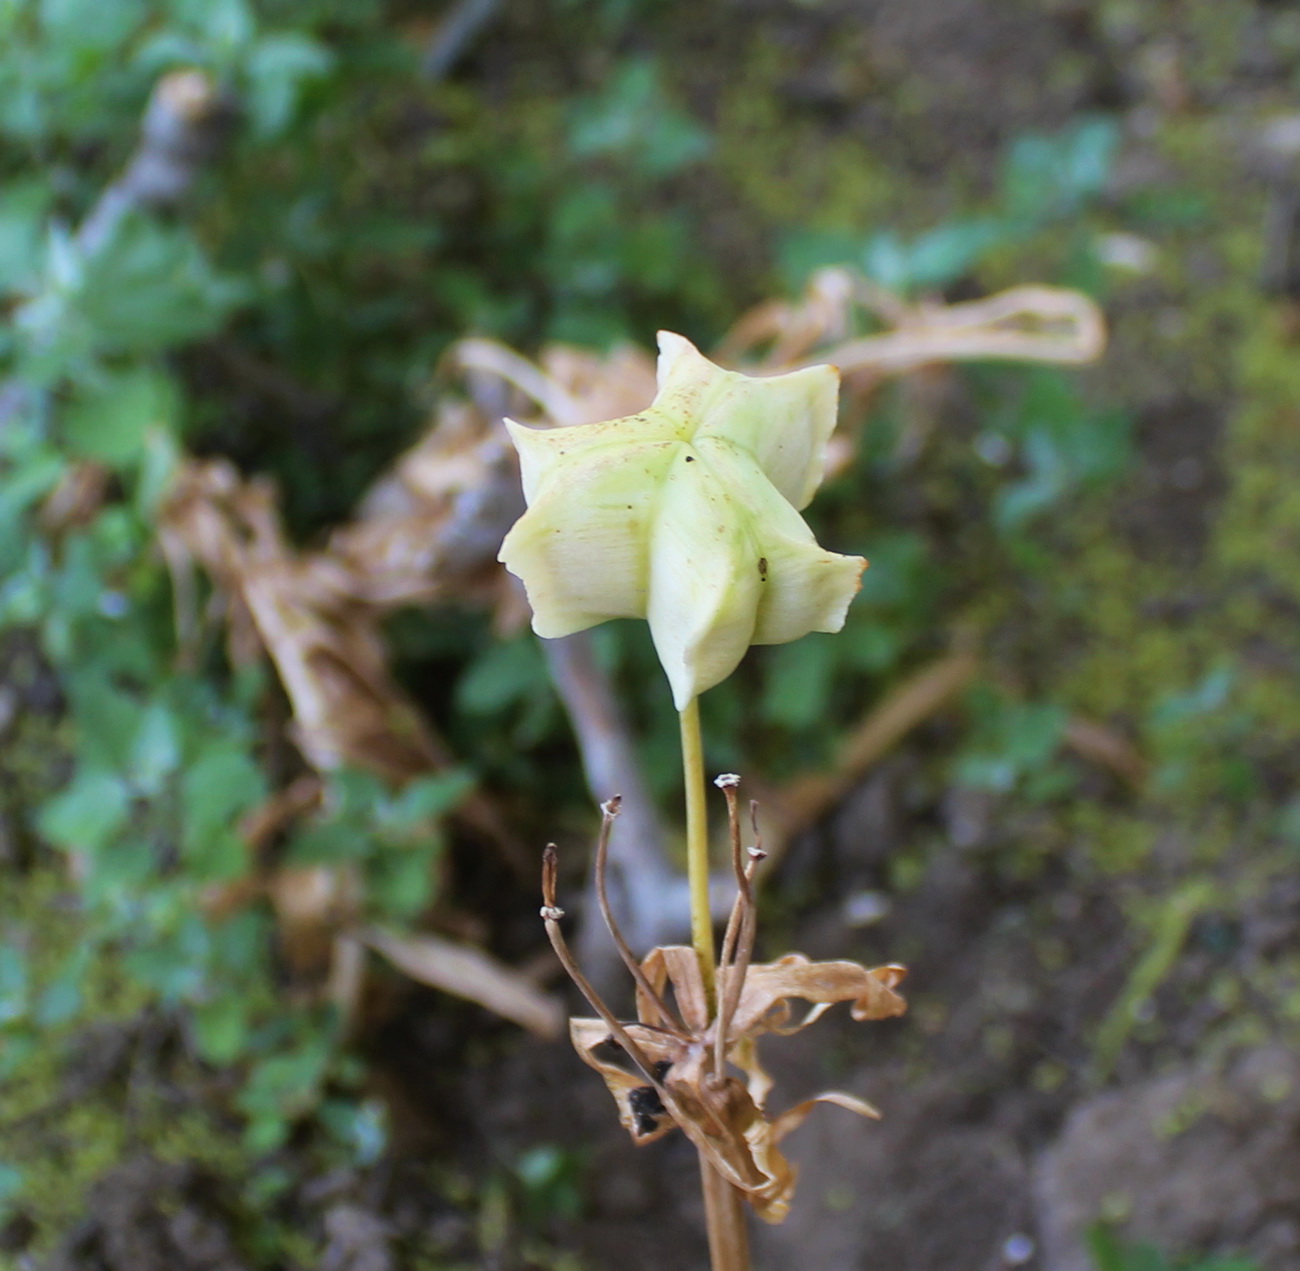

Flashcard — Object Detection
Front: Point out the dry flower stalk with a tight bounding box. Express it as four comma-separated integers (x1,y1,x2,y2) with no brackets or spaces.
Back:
540,785,906,1235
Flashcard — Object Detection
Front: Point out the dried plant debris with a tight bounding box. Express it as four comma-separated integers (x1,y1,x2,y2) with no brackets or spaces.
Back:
541,789,906,1224
327,400,525,615
719,268,1104,379
160,457,554,1028
160,458,448,781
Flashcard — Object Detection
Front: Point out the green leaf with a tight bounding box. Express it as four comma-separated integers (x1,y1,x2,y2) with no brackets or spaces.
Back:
0,1163,23,1213
366,840,438,918
193,992,251,1064
208,910,268,978
0,945,28,1026
319,1097,387,1166
245,33,334,138
1085,1225,1132,1271
75,217,246,354
457,636,553,718
864,218,1008,292
129,698,182,795
568,59,711,179
183,0,257,51
62,366,179,466
239,1032,334,1148
383,771,473,831
996,431,1070,530
66,672,143,773
87,837,156,896
36,944,90,1026
287,819,367,864
1002,117,1119,222
760,636,835,731
39,768,131,853
0,180,51,294
180,745,265,879
957,692,1068,793
778,228,863,290
0,445,65,550
39,0,146,52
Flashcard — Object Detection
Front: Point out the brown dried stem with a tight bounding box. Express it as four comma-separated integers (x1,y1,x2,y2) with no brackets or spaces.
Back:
540,847,674,1096
712,778,762,1087
701,1156,752,1271
700,780,758,1271
591,798,690,1037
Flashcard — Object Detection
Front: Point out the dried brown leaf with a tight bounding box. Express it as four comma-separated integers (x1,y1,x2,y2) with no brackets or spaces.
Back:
717,268,1104,382
269,864,360,976
38,462,111,533
568,942,906,1223
327,401,523,613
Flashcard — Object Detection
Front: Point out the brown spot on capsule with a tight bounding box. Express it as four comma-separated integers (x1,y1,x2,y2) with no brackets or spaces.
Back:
758,557,768,580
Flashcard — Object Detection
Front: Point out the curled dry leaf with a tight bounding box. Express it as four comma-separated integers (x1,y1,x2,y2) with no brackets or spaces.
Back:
570,947,905,1222
718,267,1105,379
542,789,906,1224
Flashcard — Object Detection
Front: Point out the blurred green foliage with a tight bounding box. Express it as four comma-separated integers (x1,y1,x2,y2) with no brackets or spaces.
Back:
1088,1225,1261,1271
780,118,1119,294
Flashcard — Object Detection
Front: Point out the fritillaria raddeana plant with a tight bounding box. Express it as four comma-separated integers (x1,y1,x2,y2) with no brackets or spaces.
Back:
499,333,907,1271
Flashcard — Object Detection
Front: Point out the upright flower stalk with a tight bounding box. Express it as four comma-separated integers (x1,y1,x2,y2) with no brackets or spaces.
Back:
501,332,904,1271
681,696,716,1000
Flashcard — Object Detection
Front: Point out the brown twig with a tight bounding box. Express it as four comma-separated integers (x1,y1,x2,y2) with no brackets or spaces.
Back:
1063,716,1148,788
758,648,980,870
712,778,763,1088
78,70,237,256
542,848,663,1083
591,797,690,1037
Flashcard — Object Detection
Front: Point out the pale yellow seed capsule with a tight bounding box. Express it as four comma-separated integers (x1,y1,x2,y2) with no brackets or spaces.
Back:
498,332,866,708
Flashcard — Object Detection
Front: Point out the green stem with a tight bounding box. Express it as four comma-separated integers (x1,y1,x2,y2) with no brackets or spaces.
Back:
680,698,750,1271
679,696,716,1007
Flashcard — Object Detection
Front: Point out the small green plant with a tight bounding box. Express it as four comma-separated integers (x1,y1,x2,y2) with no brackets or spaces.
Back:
1088,1224,1262,1271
